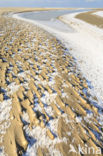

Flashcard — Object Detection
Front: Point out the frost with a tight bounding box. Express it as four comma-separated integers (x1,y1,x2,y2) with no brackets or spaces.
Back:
93,11,103,18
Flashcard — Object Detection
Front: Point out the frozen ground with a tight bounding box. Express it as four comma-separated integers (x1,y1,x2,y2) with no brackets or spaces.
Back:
93,11,103,17
13,10,103,105
8,10,103,156
60,12,103,104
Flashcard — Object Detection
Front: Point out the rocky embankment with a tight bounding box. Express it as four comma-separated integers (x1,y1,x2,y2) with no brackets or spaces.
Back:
0,10,103,156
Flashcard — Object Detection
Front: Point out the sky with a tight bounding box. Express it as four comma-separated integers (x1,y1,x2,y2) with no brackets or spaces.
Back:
0,0,103,8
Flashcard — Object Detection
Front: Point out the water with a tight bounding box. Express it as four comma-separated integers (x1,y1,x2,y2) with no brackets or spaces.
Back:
16,8,103,155
17,8,103,106
19,9,89,32
20,9,84,21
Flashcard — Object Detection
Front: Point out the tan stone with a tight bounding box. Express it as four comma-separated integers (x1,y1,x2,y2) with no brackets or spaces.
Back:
51,103,61,116
0,93,3,102
40,121,45,128
37,147,43,156
17,90,24,100
65,106,75,118
19,77,24,83
38,74,44,81
45,85,52,94
19,86,25,92
56,96,65,109
92,105,98,114
42,109,49,121
14,78,20,85
47,129,54,140
21,99,37,125
26,90,34,103
39,101,44,107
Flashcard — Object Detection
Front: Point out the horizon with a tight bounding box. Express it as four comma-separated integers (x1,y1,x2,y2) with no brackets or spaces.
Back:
0,0,103,8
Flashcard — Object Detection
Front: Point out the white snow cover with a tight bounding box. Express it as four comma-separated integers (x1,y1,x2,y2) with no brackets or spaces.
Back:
11,10,103,156
59,12,103,103
93,11,103,17
12,12,103,105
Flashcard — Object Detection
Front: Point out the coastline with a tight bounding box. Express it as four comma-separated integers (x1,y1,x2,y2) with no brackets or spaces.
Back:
58,11,103,104
13,10,103,104
0,8,103,156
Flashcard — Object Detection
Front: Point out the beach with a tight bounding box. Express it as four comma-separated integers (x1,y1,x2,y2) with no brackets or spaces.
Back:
0,8,103,156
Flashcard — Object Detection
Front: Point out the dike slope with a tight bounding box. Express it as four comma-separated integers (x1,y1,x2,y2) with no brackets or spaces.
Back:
0,8,103,156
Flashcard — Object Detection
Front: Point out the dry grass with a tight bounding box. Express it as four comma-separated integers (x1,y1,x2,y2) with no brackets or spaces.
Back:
0,8,103,156
76,9,103,28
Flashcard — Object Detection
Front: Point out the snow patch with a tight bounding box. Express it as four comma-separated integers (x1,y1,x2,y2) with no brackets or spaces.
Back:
8,82,20,95
93,11,103,18
12,11,103,105
23,125,62,156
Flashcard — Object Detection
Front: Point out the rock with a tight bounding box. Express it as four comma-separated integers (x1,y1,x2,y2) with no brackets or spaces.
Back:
14,78,20,85
47,129,54,140
66,106,75,118
51,102,61,116
14,120,28,150
40,121,45,128
0,93,4,102
17,90,24,100
45,85,52,94
92,106,98,114
56,96,65,109
19,77,24,83
26,90,34,103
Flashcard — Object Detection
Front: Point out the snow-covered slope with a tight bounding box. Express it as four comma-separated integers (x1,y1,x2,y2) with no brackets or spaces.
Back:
13,11,103,105
93,11,103,17
60,12,103,103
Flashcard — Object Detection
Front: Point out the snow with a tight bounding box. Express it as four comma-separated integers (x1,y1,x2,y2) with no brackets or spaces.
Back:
75,116,82,123
23,118,63,156
59,12,103,104
0,100,12,123
93,11,103,17
22,111,69,156
8,82,20,95
12,11,103,105
12,10,103,155
0,147,7,156
0,99,12,143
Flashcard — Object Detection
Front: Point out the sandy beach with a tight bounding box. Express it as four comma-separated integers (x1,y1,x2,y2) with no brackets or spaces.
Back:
0,8,103,156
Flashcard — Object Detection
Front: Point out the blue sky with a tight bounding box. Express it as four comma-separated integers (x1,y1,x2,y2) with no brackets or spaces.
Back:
0,0,102,8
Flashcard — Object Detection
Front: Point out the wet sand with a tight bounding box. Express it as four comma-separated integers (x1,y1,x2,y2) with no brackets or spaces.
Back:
0,8,103,156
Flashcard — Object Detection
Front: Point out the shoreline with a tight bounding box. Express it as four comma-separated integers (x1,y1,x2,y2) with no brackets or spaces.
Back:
12,10,103,105
0,8,103,156
59,11,103,102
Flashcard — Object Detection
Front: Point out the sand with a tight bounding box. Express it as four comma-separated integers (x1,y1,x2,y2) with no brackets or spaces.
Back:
0,8,103,156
